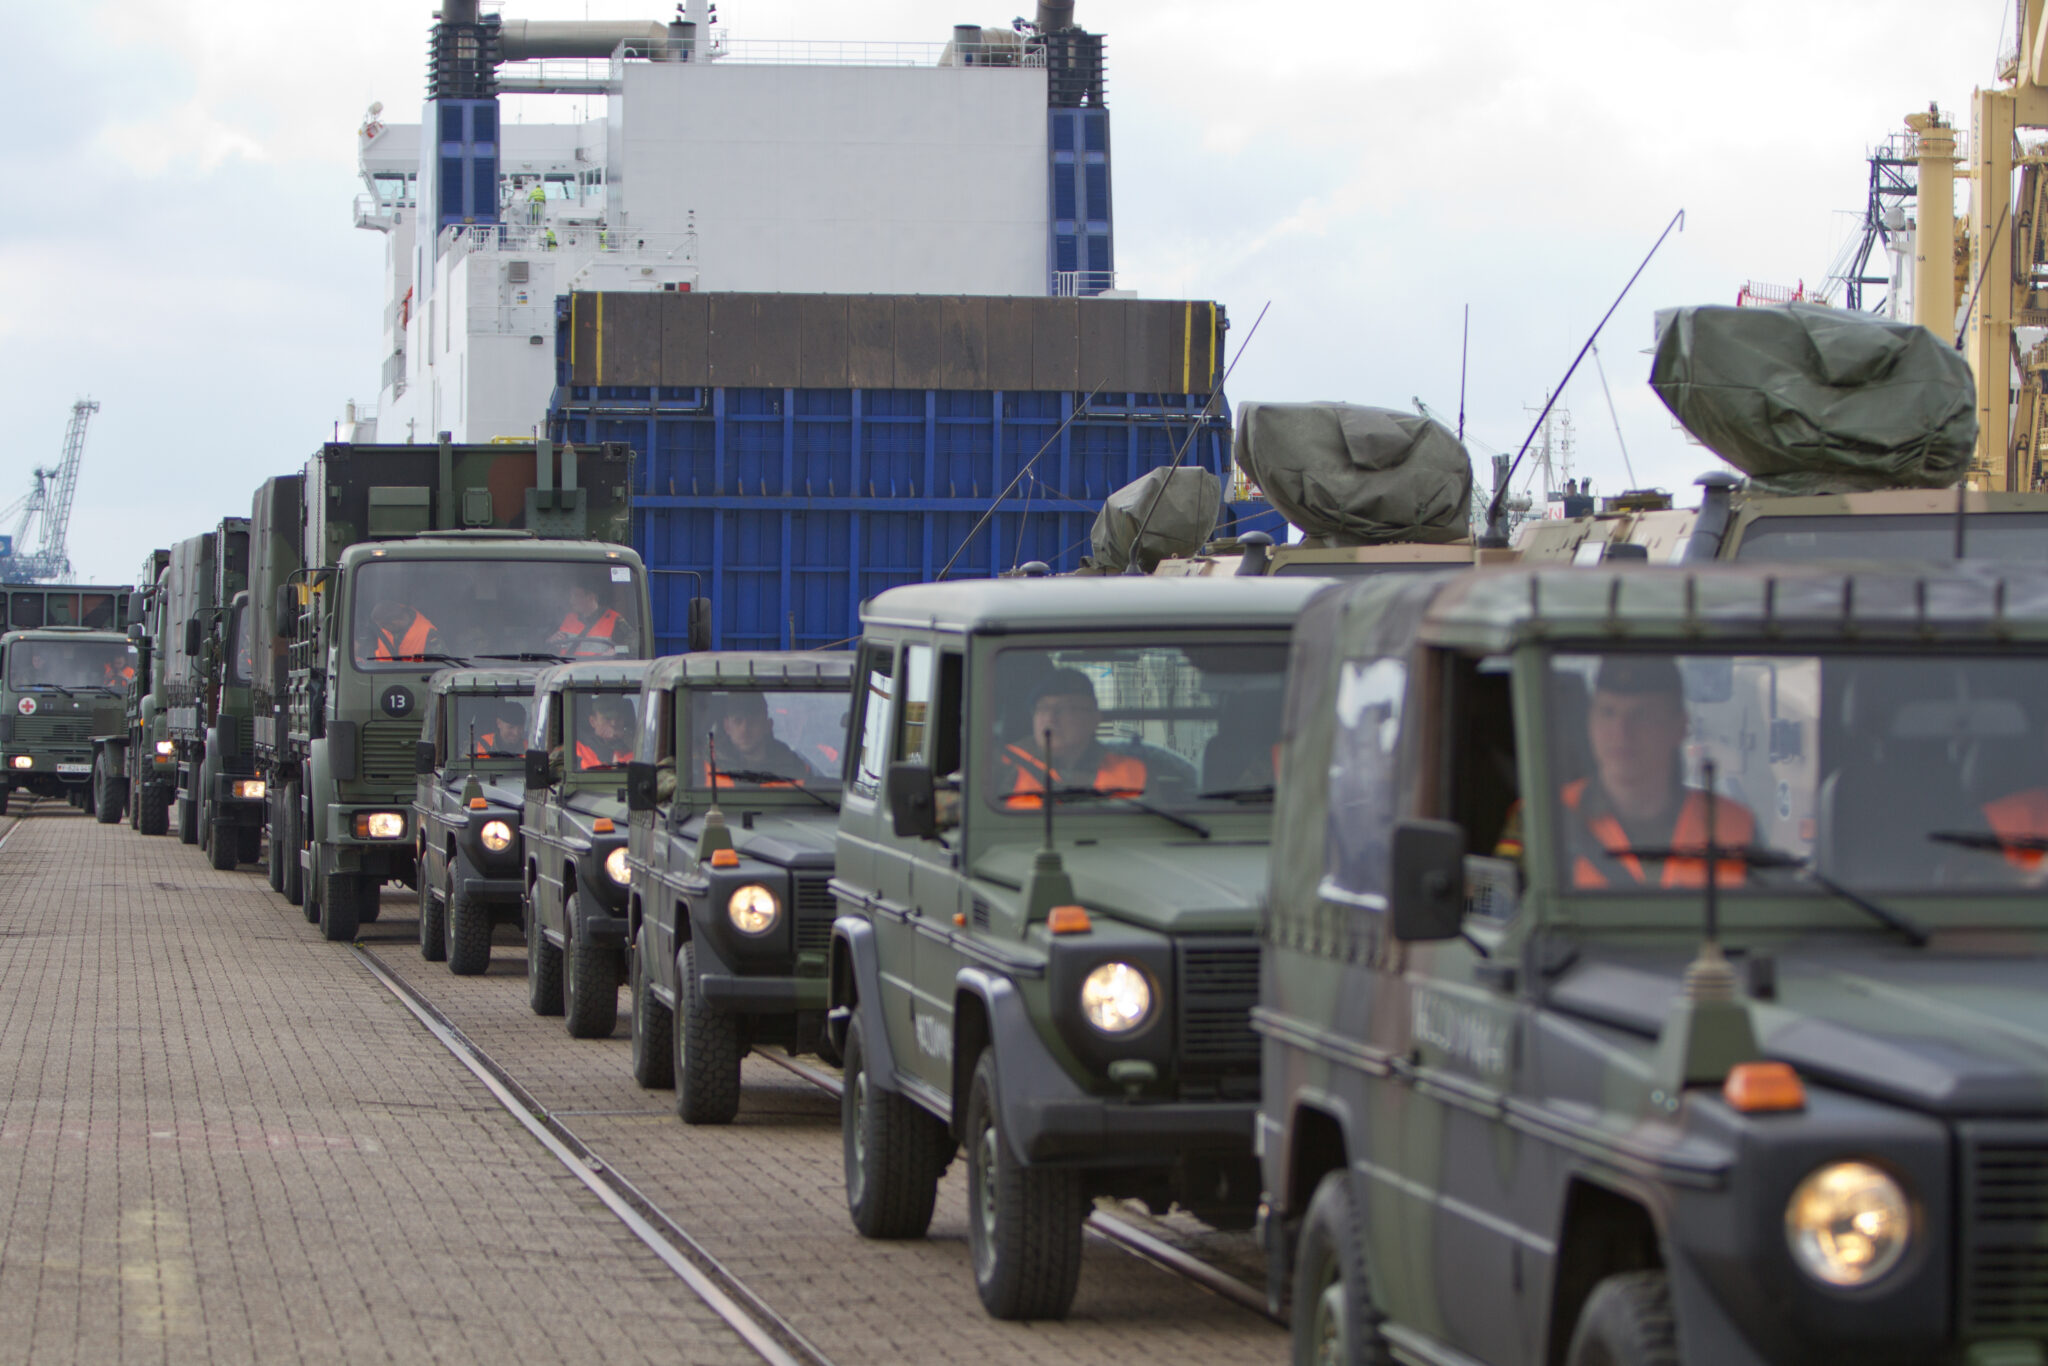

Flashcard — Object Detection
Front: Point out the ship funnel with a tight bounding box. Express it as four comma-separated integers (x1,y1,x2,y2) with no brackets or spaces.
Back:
1036,1,1075,32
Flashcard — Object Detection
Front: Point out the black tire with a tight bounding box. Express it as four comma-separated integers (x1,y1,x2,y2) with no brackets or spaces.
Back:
208,818,238,870
93,763,121,824
563,894,620,1039
137,781,168,837
1290,1171,1392,1366
360,884,382,924
965,1048,1085,1321
319,869,362,942
842,1012,945,1238
446,872,492,976
178,786,198,845
196,795,212,852
1565,1272,1681,1366
266,793,285,891
238,824,262,866
673,942,739,1121
629,929,674,1089
525,895,563,1015
0,788,11,818
418,854,447,962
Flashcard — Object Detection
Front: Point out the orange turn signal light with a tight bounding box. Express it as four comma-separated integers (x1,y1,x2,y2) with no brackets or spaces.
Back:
593,817,615,833
1723,1061,1806,1113
1047,905,1092,935
468,796,488,809
709,848,740,868
953,912,967,926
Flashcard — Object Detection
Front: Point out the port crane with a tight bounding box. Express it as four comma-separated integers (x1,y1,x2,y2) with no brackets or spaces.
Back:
0,399,97,583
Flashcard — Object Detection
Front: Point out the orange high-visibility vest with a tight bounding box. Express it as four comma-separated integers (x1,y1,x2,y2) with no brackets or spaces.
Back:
559,609,621,640
1983,788,2048,871
577,741,634,771
1561,778,1756,889
1002,744,1147,810
374,612,435,661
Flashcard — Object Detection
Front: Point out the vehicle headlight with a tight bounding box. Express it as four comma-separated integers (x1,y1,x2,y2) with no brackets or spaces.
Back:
1080,962,1154,1034
155,740,176,756
10,755,30,770
1785,1162,1911,1286
726,883,778,934
480,819,513,853
605,846,630,884
232,779,266,800
354,811,406,840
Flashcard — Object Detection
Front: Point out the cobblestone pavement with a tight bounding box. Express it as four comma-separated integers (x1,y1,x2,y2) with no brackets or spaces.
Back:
0,802,760,1366
360,912,1287,1364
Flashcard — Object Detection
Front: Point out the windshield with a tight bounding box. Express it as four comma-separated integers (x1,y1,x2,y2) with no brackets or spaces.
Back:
351,559,640,670
1542,650,2048,896
451,694,532,761
566,689,642,774
6,639,132,691
1735,513,2048,564
685,688,847,790
227,605,253,686
985,639,1289,812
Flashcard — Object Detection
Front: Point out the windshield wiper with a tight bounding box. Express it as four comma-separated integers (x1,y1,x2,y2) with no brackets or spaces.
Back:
384,652,469,666
1038,785,1211,839
476,652,573,663
708,769,838,809
1195,785,1276,804
1801,868,1930,948
1621,842,1929,947
1928,829,2048,854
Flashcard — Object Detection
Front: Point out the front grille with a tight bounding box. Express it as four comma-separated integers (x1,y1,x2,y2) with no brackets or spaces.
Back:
1961,1125,2048,1335
1176,936,1260,1071
359,719,420,783
792,874,835,954
12,714,92,746
235,715,256,757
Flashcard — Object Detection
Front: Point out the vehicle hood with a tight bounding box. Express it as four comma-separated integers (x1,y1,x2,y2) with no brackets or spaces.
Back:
562,789,629,831
679,812,835,870
1548,945,2048,1116
972,840,1266,934
438,774,525,813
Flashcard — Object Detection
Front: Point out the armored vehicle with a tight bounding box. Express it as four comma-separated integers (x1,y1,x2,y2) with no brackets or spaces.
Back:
92,551,174,833
412,667,536,971
1261,562,2048,1365
254,439,650,943
0,627,131,811
622,651,853,1121
829,575,1319,1320
520,659,651,1033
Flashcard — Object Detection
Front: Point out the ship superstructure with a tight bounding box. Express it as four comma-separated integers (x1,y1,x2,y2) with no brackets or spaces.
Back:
357,1,1113,444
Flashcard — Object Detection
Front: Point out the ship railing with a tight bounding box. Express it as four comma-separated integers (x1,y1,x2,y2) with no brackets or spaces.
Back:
439,223,699,265
1051,270,1117,298
497,38,1043,82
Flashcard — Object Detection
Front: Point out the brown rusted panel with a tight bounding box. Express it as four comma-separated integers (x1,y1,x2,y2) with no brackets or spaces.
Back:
660,292,711,386
599,292,663,385
1032,298,1080,390
847,297,895,389
1128,300,1176,396
1077,298,1125,393
708,295,755,387
751,294,805,388
940,297,989,389
800,296,851,389
985,297,1037,390
893,297,945,389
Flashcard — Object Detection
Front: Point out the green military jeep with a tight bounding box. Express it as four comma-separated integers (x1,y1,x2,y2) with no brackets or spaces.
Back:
829,576,1320,1321
1,627,132,812
521,660,649,1036
1261,562,2048,1366
412,667,535,971
622,651,853,1121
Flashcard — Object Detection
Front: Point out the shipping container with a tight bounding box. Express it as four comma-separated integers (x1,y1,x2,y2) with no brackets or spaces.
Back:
548,292,1269,653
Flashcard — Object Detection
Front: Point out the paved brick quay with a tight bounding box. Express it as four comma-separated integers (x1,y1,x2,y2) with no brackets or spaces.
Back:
0,803,1285,1365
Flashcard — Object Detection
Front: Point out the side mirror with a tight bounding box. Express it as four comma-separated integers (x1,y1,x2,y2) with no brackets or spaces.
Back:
626,760,656,811
525,748,552,789
416,739,437,776
1389,819,1467,942
886,762,939,840
127,622,145,643
687,596,712,652
184,617,203,657
126,592,145,624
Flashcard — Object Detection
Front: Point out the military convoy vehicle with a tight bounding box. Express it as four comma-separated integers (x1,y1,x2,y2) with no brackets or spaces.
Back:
411,667,535,971
0,627,131,812
252,439,650,943
827,576,1319,1320
622,651,853,1121
1259,560,2048,1365
92,551,174,833
160,519,268,868
0,583,135,632
519,660,650,1034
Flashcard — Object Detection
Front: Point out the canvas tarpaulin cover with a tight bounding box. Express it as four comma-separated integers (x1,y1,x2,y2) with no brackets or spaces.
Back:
1088,466,1221,572
1649,303,1977,495
1233,403,1472,544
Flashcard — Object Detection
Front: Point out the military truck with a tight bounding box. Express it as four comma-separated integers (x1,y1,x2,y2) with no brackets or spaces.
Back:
250,476,303,893
161,518,265,867
255,438,650,943
0,583,136,632
0,627,131,812
519,660,650,1031
828,576,1320,1321
1260,561,2048,1365
91,551,175,833
622,651,854,1121
412,667,535,970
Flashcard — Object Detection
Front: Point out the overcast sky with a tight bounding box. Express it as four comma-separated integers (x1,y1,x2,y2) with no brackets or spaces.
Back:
1,0,2018,581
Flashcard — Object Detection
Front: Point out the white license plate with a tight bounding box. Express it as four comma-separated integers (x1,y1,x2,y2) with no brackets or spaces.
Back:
55,764,90,776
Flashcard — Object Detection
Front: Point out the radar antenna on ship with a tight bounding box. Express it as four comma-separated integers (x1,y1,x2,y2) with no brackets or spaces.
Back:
0,398,97,584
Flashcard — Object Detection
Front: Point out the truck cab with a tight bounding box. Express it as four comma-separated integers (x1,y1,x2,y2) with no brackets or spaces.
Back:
829,575,1318,1320
1262,562,2048,1366
0,626,131,812
412,667,536,972
623,651,853,1121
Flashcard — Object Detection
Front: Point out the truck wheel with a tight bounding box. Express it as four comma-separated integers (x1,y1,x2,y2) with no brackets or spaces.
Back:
563,895,619,1039
266,794,285,891
629,930,674,1089
418,858,447,962
446,875,492,976
196,795,212,852
360,884,382,924
93,763,121,825
137,782,168,837
965,1048,1085,1321
1565,1272,1680,1366
238,824,262,866
319,870,362,941
208,817,237,870
673,942,738,1120
842,1012,945,1238
525,894,563,1015
282,787,305,907
1291,1171,1392,1366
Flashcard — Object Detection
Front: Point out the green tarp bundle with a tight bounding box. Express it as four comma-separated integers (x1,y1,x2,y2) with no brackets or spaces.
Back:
1088,467,1222,572
1649,303,1977,494
1233,403,1472,545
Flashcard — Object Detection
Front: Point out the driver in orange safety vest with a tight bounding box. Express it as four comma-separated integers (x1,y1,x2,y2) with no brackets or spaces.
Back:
368,599,442,662
574,695,637,771
999,669,1147,810
1497,656,1754,888
552,585,623,656
701,691,814,786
